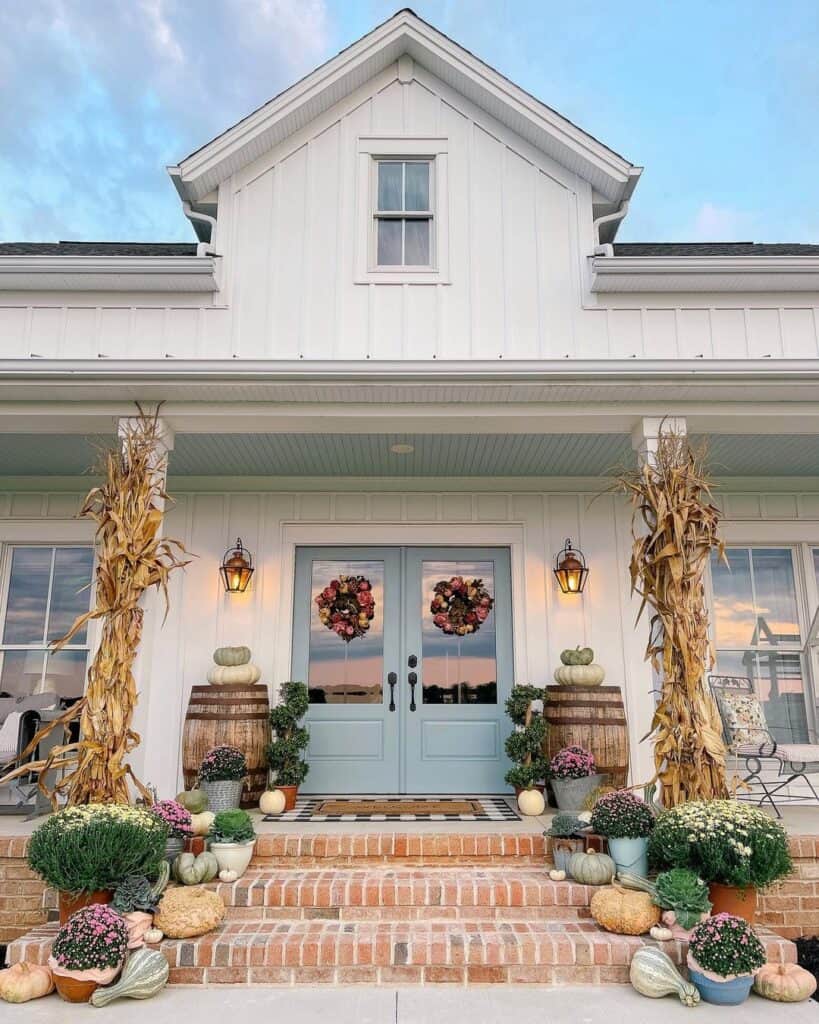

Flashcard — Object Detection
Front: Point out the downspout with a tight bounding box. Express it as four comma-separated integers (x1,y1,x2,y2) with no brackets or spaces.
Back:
182,202,218,257
593,200,629,257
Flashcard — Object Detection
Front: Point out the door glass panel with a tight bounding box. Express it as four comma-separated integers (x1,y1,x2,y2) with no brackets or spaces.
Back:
421,560,497,704
306,559,384,705
711,546,808,743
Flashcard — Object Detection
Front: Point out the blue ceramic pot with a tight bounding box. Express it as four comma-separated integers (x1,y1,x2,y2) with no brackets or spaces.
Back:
688,969,754,1006
606,836,648,877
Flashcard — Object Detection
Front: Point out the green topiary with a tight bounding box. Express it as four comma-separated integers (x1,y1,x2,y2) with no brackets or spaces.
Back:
209,809,256,844
266,681,310,787
503,684,548,791
654,868,712,929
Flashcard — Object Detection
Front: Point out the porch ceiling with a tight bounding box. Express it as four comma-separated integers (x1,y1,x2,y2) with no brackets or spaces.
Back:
0,431,818,479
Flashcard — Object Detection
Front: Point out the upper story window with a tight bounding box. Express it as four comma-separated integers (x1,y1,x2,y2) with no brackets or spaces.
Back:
374,159,434,268
0,545,94,701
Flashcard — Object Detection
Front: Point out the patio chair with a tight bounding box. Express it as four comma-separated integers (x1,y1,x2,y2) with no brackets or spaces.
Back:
0,692,59,813
708,674,819,817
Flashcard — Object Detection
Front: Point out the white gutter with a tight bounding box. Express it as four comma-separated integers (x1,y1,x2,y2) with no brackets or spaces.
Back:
1,358,819,382
591,254,819,293
181,203,217,256
593,201,629,255
0,256,218,293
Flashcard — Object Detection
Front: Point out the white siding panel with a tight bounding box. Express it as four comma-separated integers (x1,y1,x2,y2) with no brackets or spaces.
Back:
303,123,341,358
578,308,609,359
437,102,471,358
470,127,505,358
131,308,165,359
710,308,748,358
372,79,405,131
608,309,643,358
271,145,308,358
676,308,712,359
0,308,28,356
371,285,403,358
406,80,439,132
502,152,539,358
63,307,99,358
405,283,437,358
235,170,275,357
536,176,575,358
747,308,782,358
642,308,676,358
29,308,63,358
98,308,131,358
781,308,818,358
337,99,372,359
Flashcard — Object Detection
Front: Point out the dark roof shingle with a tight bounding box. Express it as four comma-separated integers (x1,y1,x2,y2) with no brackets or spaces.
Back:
613,242,819,257
0,241,198,256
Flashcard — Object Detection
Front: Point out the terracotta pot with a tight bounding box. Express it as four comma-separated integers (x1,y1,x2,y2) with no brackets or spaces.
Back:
54,974,99,1003
278,785,299,811
185,836,207,856
58,889,113,925
708,882,757,922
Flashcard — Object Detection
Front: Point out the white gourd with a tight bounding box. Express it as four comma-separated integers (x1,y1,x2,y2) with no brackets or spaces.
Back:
207,663,261,685
213,646,251,666
553,664,606,686
630,948,700,1006
144,928,164,944
89,948,170,1006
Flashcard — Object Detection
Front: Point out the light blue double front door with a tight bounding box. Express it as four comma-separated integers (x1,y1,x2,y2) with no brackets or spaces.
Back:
292,546,513,794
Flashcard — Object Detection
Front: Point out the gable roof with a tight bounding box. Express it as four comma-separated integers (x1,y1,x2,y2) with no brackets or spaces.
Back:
614,242,819,257
169,8,640,205
0,241,198,256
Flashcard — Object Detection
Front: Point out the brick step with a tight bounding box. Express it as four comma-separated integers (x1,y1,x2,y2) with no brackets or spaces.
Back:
211,868,592,918
250,832,546,867
9,919,795,987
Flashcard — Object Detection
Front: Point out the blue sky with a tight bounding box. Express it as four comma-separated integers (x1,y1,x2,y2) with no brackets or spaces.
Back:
1,1,817,244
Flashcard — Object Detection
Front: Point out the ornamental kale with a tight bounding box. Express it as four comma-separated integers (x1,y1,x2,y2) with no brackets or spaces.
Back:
688,913,766,978
198,745,247,782
51,903,128,972
590,789,655,839
654,868,712,929
209,809,256,844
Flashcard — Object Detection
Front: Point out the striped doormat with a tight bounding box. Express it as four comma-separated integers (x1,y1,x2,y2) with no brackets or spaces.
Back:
262,796,520,822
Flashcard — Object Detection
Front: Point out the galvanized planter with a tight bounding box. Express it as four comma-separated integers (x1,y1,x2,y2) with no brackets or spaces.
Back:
550,773,604,813
201,779,244,812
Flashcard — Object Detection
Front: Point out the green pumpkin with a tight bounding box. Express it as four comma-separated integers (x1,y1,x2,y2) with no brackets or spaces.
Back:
213,646,251,667
568,849,616,886
176,789,209,814
172,851,219,885
560,646,594,666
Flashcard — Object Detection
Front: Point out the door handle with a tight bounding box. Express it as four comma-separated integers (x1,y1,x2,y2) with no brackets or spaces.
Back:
408,654,418,668
387,672,397,712
408,671,417,712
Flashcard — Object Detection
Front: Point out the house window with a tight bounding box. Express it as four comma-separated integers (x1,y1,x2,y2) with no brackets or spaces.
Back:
0,546,94,701
373,159,434,269
710,546,809,743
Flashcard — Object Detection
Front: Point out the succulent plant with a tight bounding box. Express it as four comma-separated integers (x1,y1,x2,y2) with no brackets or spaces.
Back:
112,861,170,915
654,868,712,929
546,813,587,838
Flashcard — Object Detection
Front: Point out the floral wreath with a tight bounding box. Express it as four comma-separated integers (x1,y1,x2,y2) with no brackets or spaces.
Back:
315,574,375,643
430,576,494,636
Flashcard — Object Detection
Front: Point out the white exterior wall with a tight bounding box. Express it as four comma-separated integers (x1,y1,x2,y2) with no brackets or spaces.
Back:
3,483,819,799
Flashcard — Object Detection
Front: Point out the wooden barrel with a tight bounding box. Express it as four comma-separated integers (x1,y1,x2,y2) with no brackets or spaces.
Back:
182,683,270,809
543,685,629,788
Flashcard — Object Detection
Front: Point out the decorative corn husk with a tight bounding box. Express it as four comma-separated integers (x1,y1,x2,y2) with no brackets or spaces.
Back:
615,428,728,805
0,409,189,805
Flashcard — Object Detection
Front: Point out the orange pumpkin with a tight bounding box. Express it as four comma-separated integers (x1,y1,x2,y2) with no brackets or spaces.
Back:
753,963,816,1003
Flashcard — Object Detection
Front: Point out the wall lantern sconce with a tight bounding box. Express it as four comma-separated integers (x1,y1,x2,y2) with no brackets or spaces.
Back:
553,539,589,595
220,538,254,593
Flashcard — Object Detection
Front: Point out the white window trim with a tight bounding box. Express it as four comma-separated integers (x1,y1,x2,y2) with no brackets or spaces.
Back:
355,135,450,285
0,542,95,698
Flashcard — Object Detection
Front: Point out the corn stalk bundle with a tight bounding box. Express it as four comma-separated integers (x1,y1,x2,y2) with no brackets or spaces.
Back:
1,410,189,805
615,429,728,805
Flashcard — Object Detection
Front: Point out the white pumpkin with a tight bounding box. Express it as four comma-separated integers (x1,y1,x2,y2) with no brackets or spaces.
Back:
259,789,287,816
144,928,164,945
219,869,239,883
649,925,674,942
553,663,606,686
207,663,261,686
517,788,546,816
549,869,566,882
190,810,216,836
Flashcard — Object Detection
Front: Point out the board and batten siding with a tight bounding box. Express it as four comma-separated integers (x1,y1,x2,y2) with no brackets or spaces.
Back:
2,63,819,361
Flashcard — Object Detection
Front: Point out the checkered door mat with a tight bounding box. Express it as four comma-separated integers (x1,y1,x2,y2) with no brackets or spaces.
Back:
262,796,520,822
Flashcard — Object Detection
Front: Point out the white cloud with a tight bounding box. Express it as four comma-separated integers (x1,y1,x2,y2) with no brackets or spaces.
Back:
686,202,755,241
139,0,185,64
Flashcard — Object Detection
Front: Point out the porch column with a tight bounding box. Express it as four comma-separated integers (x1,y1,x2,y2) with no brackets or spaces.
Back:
116,416,178,797
631,416,687,465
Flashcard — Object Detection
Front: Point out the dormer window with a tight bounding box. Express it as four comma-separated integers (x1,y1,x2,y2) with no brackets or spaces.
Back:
374,159,434,268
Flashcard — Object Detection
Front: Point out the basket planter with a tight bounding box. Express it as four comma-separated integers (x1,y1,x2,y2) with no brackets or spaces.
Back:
201,779,244,812
708,883,757,923
606,836,649,877
58,889,113,926
550,836,585,872
550,773,604,812
210,839,256,878
164,835,185,866
688,969,754,1006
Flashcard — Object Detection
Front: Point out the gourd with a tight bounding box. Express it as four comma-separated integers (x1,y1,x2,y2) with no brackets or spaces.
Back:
207,663,261,685
90,948,170,1006
190,811,216,836
649,925,674,942
753,963,817,1003
517,787,546,816
553,663,605,686
548,870,566,882
172,851,219,885
629,947,700,1007
568,849,616,886
560,646,594,666
259,789,287,816
176,789,209,814
144,928,164,944
0,962,54,1003
219,869,239,882
213,646,251,667
591,885,661,935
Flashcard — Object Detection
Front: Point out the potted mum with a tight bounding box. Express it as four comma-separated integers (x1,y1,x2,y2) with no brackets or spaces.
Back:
27,804,168,923
151,799,193,864
686,913,766,1005
208,809,257,878
198,745,247,811
591,789,654,877
549,746,604,812
48,903,129,1003
648,800,792,922
266,681,310,810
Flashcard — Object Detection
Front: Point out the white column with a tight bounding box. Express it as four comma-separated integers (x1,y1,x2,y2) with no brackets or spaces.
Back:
116,416,178,797
631,415,687,466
